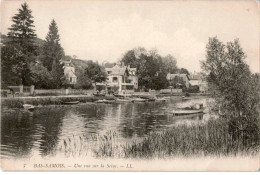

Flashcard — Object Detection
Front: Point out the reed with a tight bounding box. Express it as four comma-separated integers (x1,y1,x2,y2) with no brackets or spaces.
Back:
55,118,260,159
122,118,259,158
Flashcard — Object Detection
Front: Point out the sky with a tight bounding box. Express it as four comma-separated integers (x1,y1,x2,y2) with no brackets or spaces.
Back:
1,0,259,73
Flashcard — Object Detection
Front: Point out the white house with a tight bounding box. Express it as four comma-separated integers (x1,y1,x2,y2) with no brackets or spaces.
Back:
105,64,138,93
188,73,208,92
63,60,77,84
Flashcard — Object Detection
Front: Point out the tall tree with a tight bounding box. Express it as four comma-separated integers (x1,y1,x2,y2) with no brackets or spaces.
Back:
42,20,63,71
42,20,65,88
201,37,260,144
2,2,37,85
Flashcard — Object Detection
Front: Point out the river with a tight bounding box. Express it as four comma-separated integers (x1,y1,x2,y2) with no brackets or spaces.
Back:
1,96,212,159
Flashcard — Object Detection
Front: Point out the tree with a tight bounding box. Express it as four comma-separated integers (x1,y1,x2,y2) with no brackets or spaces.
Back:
42,20,65,88
201,37,260,145
84,61,107,85
120,48,173,90
30,63,54,89
161,54,178,74
2,2,37,85
42,20,63,71
179,68,190,75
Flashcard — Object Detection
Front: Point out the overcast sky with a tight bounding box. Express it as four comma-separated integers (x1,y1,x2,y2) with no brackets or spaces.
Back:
1,0,259,73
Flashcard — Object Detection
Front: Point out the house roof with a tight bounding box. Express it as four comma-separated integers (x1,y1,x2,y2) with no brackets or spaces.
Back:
106,64,137,76
166,73,190,80
106,65,127,76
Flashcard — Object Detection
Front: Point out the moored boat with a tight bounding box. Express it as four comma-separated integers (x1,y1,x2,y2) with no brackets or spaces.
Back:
95,99,115,104
172,109,204,116
132,98,147,102
115,98,133,103
23,104,36,111
62,101,80,105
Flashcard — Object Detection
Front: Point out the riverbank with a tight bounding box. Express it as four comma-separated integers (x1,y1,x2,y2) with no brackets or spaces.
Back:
1,93,208,109
1,95,116,109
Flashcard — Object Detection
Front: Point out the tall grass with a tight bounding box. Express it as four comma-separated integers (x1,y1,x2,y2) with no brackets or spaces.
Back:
56,118,260,159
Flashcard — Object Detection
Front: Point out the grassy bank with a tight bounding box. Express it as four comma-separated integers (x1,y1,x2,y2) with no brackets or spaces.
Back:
1,96,116,108
57,118,259,159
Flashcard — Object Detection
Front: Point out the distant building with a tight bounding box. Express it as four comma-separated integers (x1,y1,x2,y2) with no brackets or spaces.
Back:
188,74,201,86
63,60,77,85
166,73,190,88
105,64,138,93
188,73,208,92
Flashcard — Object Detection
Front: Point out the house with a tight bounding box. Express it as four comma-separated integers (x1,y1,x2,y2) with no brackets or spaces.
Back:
188,74,201,86
188,73,208,92
166,73,190,88
63,60,77,84
105,64,138,93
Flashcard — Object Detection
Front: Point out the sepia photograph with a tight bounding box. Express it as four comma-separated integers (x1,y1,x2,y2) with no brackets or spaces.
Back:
0,0,259,171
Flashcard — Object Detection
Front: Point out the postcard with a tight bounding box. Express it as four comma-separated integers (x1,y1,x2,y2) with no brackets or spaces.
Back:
0,0,259,171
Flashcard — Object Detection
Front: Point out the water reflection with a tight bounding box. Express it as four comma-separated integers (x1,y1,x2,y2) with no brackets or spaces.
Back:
1,97,210,159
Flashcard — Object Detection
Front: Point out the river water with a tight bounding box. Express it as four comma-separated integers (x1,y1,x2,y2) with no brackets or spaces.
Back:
1,97,211,159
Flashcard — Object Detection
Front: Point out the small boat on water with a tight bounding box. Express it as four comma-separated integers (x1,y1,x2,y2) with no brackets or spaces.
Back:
172,103,204,116
172,109,204,116
23,104,36,111
93,93,105,97
116,98,133,103
95,99,115,104
155,97,168,102
62,101,80,105
132,98,147,102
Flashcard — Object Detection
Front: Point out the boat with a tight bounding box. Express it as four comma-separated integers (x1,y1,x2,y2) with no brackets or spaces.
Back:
132,98,147,102
62,101,80,105
155,97,168,102
172,109,204,116
95,99,115,104
115,98,133,103
173,103,204,115
23,104,36,111
93,93,105,97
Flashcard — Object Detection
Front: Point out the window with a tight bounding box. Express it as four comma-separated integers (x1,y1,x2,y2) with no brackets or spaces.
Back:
113,77,118,82
107,71,112,74
70,77,72,82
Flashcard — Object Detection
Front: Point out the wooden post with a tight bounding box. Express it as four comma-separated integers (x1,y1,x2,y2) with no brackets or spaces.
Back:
30,85,35,95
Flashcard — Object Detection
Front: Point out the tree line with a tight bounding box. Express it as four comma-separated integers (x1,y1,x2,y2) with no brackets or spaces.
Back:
1,2,190,90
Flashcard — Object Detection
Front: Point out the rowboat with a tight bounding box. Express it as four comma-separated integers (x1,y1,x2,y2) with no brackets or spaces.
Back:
132,98,147,102
116,98,133,103
172,109,204,116
62,101,80,105
155,97,168,102
23,104,36,111
95,99,115,104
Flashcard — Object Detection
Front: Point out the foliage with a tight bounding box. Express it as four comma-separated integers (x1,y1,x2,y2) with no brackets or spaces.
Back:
179,68,190,75
185,85,199,93
42,20,64,71
169,76,186,89
1,3,37,86
56,118,259,159
84,61,107,84
30,63,54,89
120,47,176,90
41,20,66,88
201,37,260,143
